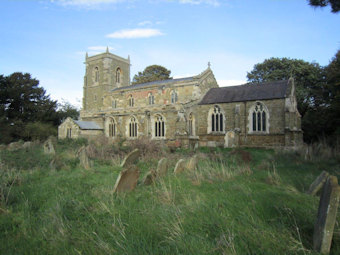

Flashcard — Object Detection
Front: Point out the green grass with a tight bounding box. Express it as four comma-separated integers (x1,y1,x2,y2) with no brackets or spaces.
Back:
0,142,339,254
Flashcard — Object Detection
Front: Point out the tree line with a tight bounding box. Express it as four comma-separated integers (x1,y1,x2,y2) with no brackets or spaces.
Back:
0,72,79,144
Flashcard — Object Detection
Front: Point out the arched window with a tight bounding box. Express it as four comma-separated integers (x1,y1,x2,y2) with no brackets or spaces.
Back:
128,95,134,107
210,105,224,133
129,116,138,137
251,102,268,132
154,114,165,137
171,90,178,104
116,68,121,83
95,67,99,82
188,113,195,136
148,93,154,105
108,118,116,137
112,99,117,108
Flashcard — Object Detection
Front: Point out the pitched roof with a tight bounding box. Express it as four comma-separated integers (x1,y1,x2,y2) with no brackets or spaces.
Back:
74,120,102,130
112,77,194,92
199,80,288,105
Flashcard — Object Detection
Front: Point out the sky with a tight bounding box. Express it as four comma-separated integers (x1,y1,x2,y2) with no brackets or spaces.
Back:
0,0,339,107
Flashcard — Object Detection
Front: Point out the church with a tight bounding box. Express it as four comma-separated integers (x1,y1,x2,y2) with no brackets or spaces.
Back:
58,49,303,148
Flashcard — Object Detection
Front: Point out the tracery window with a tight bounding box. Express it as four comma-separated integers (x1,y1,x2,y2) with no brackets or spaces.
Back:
154,114,165,137
188,113,195,136
116,68,121,83
129,116,138,138
95,67,99,82
148,93,155,105
252,102,267,132
171,90,178,104
112,99,117,108
210,105,224,133
128,95,134,107
108,118,116,137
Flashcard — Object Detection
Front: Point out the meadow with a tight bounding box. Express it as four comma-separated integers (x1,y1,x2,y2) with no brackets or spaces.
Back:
0,138,339,255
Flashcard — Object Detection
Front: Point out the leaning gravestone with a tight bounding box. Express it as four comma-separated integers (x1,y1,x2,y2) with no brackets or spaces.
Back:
78,146,91,170
120,149,141,168
143,170,157,186
43,139,55,155
313,175,340,254
156,158,168,177
307,171,329,196
173,159,186,175
186,155,198,171
113,165,140,193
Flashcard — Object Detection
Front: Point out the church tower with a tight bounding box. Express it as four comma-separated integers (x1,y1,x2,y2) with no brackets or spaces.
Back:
82,48,130,111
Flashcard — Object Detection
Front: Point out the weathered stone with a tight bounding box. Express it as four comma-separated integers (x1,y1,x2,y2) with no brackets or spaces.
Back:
307,171,329,196
224,131,237,148
113,165,140,193
143,170,157,186
186,155,198,171
0,144,7,150
7,141,22,151
78,146,91,170
43,139,55,155
156,158,168,177
313,175,340,254
120,149,140,167
173,159,186,175
22,141,33,149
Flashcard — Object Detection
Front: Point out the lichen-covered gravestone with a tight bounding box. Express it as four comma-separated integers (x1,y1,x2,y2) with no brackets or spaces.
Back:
113,165,140,193
78,146,91,170
173,159,186,175
307,171,329,196
186,155,198,171
143,170,157,186
7,141,22,151
156,158,168,177
313,175,340,254
120,149,141,167
43,139,55,155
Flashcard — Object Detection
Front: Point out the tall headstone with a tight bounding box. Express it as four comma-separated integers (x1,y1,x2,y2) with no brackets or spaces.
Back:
78,146,91,170
307,171,329,196
313,175,340,254
186,155,198,171
113,165,140,193
156,158,168,177
143,170,157,186
120,149,141,168
43,139,55,155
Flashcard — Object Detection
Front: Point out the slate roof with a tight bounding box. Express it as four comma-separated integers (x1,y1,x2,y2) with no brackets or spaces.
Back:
112,77,194,92
74,120,102,130
199,80,289,105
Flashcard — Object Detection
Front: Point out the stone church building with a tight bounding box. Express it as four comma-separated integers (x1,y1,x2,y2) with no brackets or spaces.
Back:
58,49,303,148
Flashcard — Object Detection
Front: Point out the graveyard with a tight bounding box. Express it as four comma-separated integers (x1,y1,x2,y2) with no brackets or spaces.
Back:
0,137,339,254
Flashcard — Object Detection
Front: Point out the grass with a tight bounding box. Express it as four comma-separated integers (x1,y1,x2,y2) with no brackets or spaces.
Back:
0,140,339,254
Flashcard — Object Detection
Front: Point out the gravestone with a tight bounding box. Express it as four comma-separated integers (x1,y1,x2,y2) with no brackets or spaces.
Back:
313,175,340,254
43,139,55,155
120,149,141,168
173,159,186,175
143,170,157,186
78,146,91,170
307,171,329,196
224,131,236,148
7,141,22,151
22,141,33,150
113,165,140,193
186,155,198,171
156,158,168,177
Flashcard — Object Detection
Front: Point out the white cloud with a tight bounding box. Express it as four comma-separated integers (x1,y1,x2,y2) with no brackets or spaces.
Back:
106,28,164,39
51,0,124,7
178,0,220,6
138,20,153,26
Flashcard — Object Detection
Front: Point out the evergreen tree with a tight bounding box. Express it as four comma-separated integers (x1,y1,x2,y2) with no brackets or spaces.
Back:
132,65,172,85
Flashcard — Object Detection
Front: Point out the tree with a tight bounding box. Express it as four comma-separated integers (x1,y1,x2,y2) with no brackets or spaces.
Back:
309,0,340,13
247,57,326,117
132,65,172,85
57,100,80,123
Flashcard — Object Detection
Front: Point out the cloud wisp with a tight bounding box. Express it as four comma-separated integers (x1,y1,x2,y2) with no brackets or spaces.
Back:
106,28,164,39
51,0,124,7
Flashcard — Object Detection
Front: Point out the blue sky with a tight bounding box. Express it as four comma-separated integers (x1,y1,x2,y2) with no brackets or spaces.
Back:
1,0,339,107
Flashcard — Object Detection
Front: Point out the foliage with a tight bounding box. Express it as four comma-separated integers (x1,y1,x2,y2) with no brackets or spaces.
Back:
57,100,80,123
0,146,339,254
132,65,172,85
309,0,340,13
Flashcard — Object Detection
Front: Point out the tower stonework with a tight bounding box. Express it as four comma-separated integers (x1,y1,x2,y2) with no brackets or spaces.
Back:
82,50,130,112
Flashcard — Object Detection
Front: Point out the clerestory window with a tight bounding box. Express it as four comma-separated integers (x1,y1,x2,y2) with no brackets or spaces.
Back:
148,93,155,105
128,95,134,107
171,90,178,104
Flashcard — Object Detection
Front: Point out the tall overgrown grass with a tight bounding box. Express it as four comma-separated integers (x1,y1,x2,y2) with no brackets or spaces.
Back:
0,138,339,254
